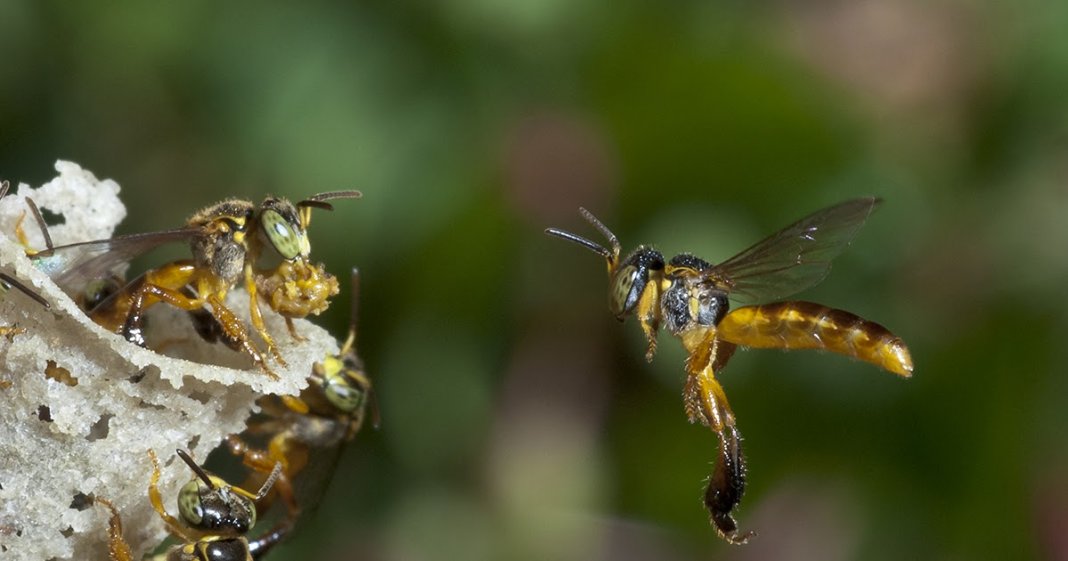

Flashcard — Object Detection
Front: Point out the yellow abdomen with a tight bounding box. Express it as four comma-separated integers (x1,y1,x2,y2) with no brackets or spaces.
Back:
715,301,913,377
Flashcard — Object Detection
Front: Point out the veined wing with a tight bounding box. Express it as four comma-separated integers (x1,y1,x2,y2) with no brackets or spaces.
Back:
32,228,197,294
707,197,881,303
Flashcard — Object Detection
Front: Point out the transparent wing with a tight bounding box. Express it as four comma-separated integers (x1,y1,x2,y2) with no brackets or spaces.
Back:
707,197,881,303
32,228,197,294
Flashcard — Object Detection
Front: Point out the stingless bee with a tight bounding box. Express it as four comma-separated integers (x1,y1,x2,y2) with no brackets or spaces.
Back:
225,267,374,531
31,190,361,376
96,449,285,561
545,197,913,544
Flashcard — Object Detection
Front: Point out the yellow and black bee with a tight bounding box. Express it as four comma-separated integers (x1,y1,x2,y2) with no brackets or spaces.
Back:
546,197,913,544
224,267,374,533
29,191,360,377
96,449,284,561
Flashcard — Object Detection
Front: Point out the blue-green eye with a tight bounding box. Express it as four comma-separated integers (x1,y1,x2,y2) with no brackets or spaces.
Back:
322,361,367,412
609,266,637,317
177,479,206,526
261,209,302,259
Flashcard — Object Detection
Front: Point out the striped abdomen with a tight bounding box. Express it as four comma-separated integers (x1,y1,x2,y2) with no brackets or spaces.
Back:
715,301,913,377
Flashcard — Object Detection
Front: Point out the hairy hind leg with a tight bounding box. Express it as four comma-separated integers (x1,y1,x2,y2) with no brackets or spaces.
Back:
93,497,134,561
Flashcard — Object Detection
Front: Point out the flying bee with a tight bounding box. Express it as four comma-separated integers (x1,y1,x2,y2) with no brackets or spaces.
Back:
224,267,375,532
30,190,361,377
96,449,285,561
545,198,913,544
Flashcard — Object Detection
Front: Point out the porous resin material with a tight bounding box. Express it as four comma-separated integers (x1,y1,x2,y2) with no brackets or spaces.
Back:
0,162,338,560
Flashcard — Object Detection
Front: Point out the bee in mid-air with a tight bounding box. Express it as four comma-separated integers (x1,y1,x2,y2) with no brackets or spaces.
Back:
96,449,284,561
546,198,913,544
225,267,374,533
30,190,361,376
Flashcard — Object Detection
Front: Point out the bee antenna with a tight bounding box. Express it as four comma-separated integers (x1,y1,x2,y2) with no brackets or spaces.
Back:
24,197,53,251
254,462,284,501
577,208,621,257
544,227,612,258
544,207,622,266
175,449,216,490
369,386,382,430
298,200,335,212
297,190,361,228
346,267,360,349
0,273,50,309
299,190,363,208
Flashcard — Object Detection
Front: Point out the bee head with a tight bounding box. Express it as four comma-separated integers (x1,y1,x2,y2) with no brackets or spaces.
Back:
545,208,664,319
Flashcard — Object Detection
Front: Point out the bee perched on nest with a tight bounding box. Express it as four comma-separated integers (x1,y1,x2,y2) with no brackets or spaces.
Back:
33,190,360,377
95,449,286,561
226,268,375,544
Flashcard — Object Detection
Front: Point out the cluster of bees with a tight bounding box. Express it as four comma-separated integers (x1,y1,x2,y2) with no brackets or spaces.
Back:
1,181,372,560
2,175,913,555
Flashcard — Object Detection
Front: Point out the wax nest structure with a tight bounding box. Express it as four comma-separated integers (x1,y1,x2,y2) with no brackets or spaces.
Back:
0,162,339,560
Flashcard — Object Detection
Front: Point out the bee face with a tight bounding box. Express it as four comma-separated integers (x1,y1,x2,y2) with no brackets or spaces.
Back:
316,354,370,413
259,198,310,261
608,247,664,319
178,475,256,536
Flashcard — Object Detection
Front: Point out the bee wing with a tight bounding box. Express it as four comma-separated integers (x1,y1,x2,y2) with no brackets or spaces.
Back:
705,197,881,303
33,228,198,294
290,435,350,525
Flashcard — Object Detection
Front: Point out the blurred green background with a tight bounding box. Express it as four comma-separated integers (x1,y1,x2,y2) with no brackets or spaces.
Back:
3,1,1068,560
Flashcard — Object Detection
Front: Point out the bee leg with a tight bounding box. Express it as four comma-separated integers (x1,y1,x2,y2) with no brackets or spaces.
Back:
683,338,736,424
267,434,306,516
284,317,307,343
13,210,32,249
244,263,287,367
146,449,194,542
120,284,277,384
120,283,202,347
93,497,134,561
635,278,661,362
112,265,199,347
690,365,754,544
205,294,279,380
187,306,233,346
0,325,24,339
224,434,302,521
280,394,311,414
680,327,750,542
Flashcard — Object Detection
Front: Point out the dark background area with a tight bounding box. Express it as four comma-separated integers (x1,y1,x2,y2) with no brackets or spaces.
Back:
3,1,1067,560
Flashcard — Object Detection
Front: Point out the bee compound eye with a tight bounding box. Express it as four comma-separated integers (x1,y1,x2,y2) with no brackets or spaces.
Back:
609,266,638,316
177,480,205,526
261,209,302,260
325,376,365,413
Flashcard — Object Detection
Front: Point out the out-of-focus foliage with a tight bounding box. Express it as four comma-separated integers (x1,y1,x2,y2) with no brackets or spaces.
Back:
3,1,1067,560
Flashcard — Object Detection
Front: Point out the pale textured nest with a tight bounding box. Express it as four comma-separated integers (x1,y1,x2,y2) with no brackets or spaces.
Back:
0,162,339,560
